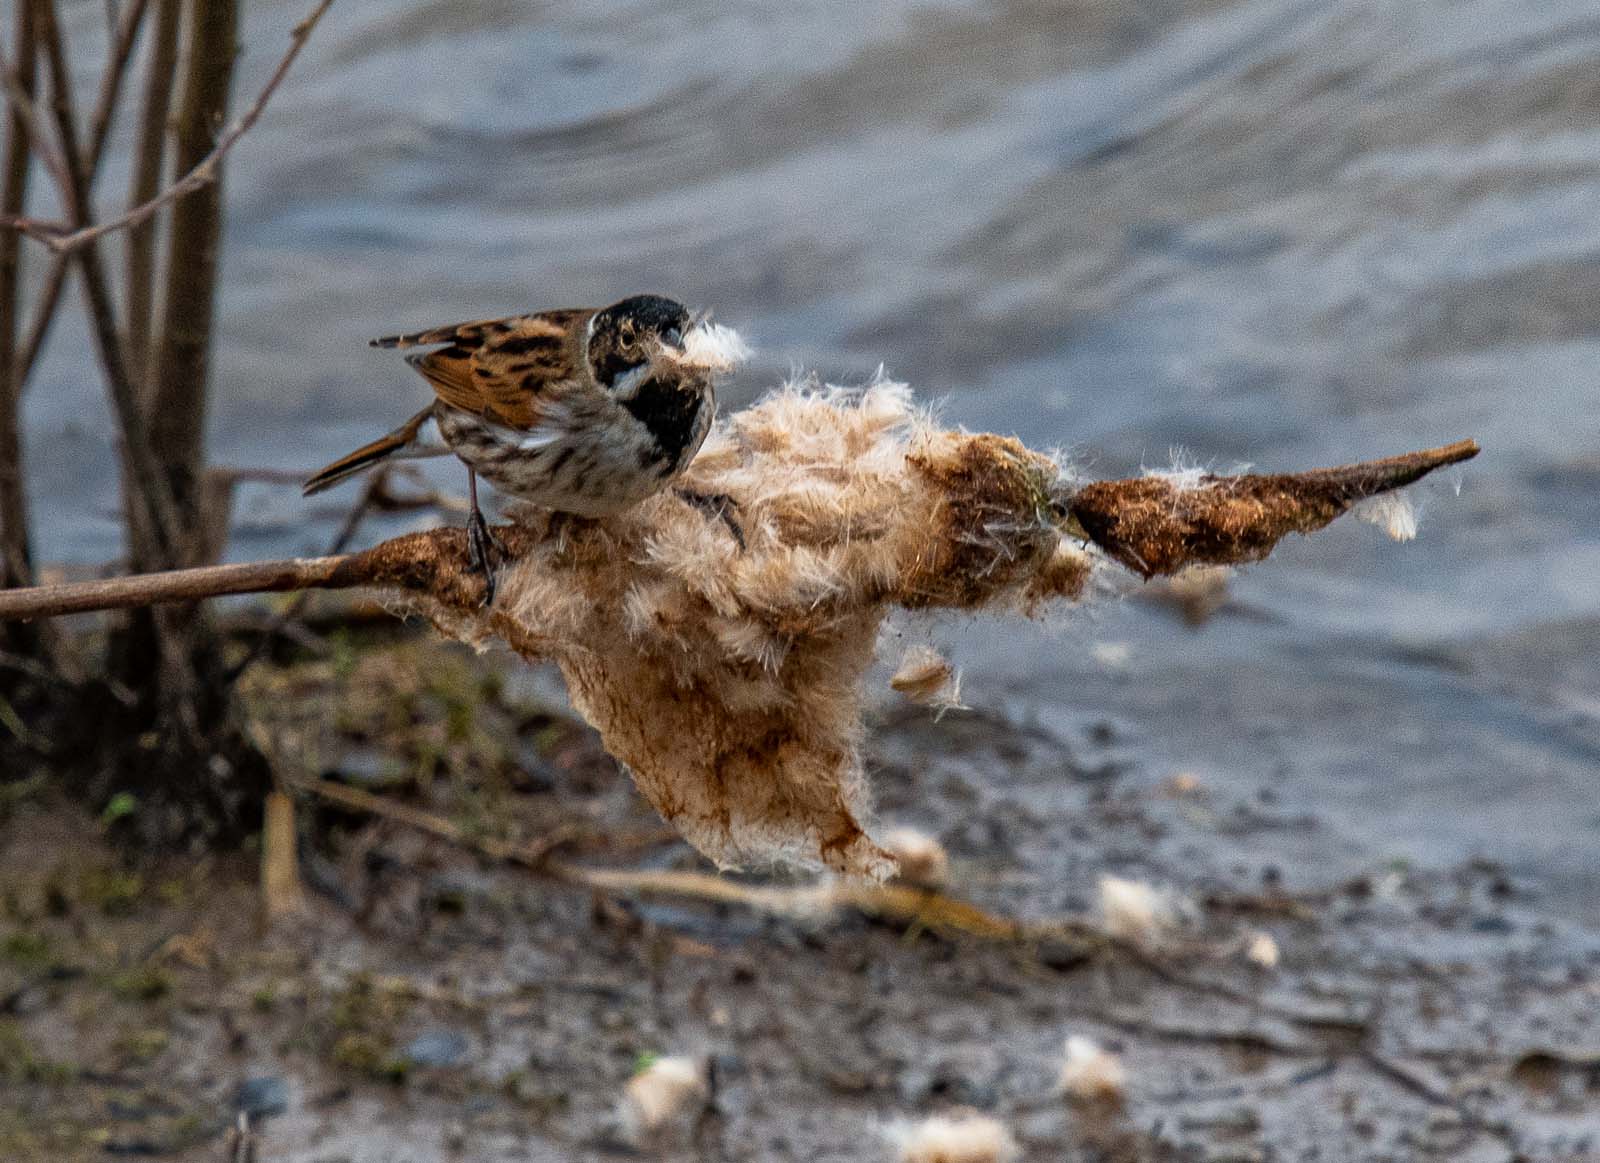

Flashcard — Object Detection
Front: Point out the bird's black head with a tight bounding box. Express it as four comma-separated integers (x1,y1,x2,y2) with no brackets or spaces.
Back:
587,294,690,390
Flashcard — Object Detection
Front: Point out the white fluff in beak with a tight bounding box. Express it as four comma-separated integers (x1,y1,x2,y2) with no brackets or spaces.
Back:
677,321,752,372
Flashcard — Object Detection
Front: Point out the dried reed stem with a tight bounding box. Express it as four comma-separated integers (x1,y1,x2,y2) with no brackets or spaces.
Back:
0,2,37,594
0,440,1478,622
1066,439,1479,577
0,405,1478,873
30,0,183,560
123,0,180,388
4,0,334,254
15,0,154,387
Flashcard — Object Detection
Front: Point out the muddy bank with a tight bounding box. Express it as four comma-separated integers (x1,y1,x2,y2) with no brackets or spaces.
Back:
2,633,1596,1161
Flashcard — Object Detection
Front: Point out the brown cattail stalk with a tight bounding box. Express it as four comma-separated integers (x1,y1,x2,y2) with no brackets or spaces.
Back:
0,384,1478,878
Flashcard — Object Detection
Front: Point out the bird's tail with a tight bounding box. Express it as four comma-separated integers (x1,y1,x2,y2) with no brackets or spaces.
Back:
302,407,440,496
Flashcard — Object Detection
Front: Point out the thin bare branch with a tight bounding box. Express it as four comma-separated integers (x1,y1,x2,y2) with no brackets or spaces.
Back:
30,0,182,560
0,263,62,390
0,522,499,620
290,774,578,870
85,0,150,177
0,437,1481,626
288,773,1027,938
17,0,334,256
0,553,354,619
123,0,180,388
0,39,71,196
144,0,239,557
14,0,152,386
224,464,392,678
0,1,37,589
0,211,62,237
0,3,57,666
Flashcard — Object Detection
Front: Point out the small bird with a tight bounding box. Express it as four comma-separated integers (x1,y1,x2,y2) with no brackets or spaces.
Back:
304,294,747,601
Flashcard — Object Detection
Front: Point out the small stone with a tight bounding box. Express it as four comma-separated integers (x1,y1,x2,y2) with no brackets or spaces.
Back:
403,1028,470,1069
235,1075,290,1119
334,747,407,789
1159,771,1204,797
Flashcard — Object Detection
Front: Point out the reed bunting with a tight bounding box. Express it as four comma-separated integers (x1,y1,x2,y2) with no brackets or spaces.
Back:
304,295,749,601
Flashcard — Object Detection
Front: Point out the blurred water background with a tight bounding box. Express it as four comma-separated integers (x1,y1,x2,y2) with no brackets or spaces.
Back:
23,1,1600,917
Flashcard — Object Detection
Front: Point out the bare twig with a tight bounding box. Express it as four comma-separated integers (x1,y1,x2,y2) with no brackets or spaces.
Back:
225,464,392,678
0,2,37,591
0,523,517,621
15,0,334,256
123,0,180,388
0,39,71,197
1097,1013,1320,1058
9,229,64,379
0,552,356,619
1357,1049,1460,1109
260,789,306,920
1357,1048,1518,1147
0,646,70,685
84,0,151,176
289,774,578,870
0,436,1480,623
289,771,1033,938
11,0,151,386
30,0,182,560
225,1111,258,1163
139,0,239,564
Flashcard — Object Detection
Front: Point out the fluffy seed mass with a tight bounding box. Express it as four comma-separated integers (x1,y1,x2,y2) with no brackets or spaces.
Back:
619,1055,709,1145
409,376,1082,878
887,1111,1021,1163
354,378,1469,878
1097,875,1181,946
1058,1035,1127,1104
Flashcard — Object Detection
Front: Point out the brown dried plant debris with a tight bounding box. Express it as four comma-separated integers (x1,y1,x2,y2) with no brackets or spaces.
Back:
890,646,966,717
1065,439,1478,578
261,384,1472,880
393,379,1088,879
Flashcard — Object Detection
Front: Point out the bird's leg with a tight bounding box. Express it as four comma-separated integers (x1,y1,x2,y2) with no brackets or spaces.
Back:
466,469,506,605
677,489,745,551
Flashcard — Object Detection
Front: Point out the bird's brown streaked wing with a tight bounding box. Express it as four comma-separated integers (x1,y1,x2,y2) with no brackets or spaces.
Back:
371,308,590,351
405,345,484,418
370,318,506,350
402,309,594,430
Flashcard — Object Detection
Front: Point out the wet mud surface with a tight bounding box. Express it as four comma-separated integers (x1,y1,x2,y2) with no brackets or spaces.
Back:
4,636,1598,1162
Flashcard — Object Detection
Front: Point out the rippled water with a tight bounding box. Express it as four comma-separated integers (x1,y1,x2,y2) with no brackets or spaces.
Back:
23,1,1600,912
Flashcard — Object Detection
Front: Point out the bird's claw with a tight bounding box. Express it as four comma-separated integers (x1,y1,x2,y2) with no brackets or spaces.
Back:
677,489,746,551
467,510,506,606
